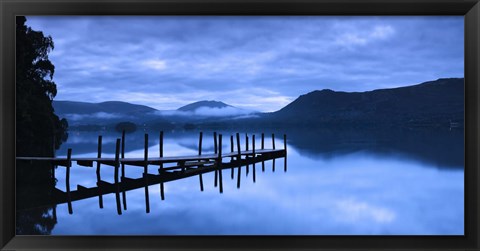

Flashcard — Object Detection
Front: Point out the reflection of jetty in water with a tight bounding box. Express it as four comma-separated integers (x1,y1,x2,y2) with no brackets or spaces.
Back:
17,131,287,215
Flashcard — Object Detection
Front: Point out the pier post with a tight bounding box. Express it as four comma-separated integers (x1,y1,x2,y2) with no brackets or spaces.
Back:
144,173,151,214
121,130,126,177
160,131,165,200
96,135,103,209
121,130,127,210
261,133,265,172
198,132,204,192
66,148,73,214
230,135,234,179
143,134,150,213
272,133,276,150
252,134,256,183
236,133,241,189
144,134,149,174
284,134,287,172
114,139,122,215
51,163,56,187
218,134,223,194
246,134,249,176
261,133,265,150
272,133,276,172
214,132,218,154
214,132,218,187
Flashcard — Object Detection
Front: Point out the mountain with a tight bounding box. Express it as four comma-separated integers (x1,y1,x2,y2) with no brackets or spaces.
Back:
270,78,464,127
177,100,231,112
52,78,464,130
52,101,164,129
53,101,158,115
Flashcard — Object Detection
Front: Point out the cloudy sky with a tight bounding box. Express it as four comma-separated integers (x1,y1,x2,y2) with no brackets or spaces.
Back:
26,16,463,112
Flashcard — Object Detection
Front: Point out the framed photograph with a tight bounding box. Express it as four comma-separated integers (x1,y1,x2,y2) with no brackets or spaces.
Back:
1,0,479,250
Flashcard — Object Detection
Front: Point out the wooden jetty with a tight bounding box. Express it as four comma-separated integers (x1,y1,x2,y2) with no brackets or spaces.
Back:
16,131,287,214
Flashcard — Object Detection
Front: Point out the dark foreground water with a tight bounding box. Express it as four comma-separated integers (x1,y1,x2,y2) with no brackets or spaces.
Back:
17,127,464,235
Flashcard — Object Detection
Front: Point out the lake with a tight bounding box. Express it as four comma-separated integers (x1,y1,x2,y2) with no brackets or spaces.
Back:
17,127,464,235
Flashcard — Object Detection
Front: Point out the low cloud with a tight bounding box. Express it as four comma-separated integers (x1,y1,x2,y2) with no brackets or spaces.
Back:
142,59,167,71
65,112,125,121
193,106,253,117
335,25,395,47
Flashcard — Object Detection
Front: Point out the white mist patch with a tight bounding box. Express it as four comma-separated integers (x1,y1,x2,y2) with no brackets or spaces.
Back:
65,112,125,121
193,106,253,117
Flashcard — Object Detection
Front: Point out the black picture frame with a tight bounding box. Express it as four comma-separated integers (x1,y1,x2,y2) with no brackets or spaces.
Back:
1,0,479,250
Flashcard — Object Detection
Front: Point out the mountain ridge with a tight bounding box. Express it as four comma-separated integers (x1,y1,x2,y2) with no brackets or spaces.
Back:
177,100,232,112
271,77,464,127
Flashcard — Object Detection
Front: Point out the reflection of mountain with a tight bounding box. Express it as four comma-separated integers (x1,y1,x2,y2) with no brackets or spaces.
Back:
56,130,158,155
56,130,219,155
284,127,463,169
58,127,463,169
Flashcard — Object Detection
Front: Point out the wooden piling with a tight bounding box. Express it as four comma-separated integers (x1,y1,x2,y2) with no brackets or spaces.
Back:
261,133,265,172
218,134,223,194
272,133,276,172
121,131,126,177
96,135,103,209
121,130,127,210
144,173,150,214
272,133,276,150
144,134,149,174
51,163,56,187
53,205,57,222
198,132,204,192
198,132,203,155
236,133,241,189
214,132,218,154
284,134,287,172
143,134,149,213
114,139,122,215
160,131,164,157
66,148,73,214
246,134,249,176
214,132,218,187
261,133,265,150
252,134,256,183
230,135,234,179
160,131,165,200
272,157,276,172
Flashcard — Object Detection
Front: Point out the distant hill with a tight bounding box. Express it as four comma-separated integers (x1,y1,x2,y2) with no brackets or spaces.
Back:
53,101,158,115
270,78,464,127
53,78,464,130
52,101,164,129
177,100,232,112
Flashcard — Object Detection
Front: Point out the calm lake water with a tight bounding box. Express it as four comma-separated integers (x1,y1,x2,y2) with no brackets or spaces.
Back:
20,127,464,235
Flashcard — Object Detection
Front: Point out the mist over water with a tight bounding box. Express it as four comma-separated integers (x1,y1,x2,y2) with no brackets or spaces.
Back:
29,127,463,235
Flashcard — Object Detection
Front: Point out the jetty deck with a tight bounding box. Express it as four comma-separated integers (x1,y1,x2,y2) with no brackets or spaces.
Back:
16,149,284,167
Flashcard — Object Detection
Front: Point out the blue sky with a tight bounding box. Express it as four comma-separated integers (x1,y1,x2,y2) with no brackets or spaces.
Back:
26,16,464,112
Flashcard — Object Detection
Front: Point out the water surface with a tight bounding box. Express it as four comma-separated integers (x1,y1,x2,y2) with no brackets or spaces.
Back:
19,127,464,235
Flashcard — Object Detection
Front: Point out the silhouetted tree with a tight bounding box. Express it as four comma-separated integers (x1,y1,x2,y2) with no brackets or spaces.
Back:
16,16,68,157
16,16,68,235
